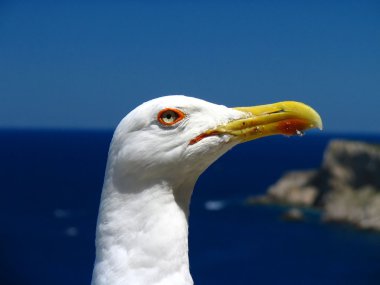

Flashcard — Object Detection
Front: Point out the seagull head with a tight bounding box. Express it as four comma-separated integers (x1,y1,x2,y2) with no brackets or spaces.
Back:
108,95,322,188
92,95,322,285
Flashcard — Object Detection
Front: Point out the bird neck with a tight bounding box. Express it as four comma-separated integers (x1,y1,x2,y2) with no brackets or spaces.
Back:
92,171,195,285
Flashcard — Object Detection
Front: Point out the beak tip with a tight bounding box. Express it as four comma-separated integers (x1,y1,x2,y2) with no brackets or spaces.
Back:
314,113,323,131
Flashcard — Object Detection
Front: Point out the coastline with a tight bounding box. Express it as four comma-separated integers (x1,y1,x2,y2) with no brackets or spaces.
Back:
247,139,380,231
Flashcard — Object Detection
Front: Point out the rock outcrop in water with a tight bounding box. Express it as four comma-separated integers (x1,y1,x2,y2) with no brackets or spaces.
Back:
248,140,380,231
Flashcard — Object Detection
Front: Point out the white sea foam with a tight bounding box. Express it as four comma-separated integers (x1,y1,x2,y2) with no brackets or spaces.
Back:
204,200,226,211
53,208,71,218
65,227,78,237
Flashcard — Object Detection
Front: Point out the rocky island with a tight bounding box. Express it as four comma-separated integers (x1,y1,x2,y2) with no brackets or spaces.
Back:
248,140,380,231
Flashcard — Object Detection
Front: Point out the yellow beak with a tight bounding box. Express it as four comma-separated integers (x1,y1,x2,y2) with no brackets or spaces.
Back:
190,101,322,145
230,101,323,142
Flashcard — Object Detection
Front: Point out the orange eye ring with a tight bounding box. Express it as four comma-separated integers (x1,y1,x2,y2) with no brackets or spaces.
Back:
157,108,186,126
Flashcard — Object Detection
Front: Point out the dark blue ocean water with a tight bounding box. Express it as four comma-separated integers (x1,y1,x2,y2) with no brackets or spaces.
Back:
1,130,380,285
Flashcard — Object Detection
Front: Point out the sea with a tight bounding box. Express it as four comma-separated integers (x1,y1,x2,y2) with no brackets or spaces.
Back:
1,130,380,285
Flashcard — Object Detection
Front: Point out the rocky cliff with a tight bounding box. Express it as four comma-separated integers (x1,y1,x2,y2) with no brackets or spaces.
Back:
249,140,380,231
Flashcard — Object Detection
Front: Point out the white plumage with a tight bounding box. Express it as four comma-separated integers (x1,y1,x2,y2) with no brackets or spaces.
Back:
91,95,322,285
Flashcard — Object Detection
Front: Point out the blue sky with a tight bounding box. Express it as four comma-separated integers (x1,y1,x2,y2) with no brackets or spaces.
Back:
1,0,379,132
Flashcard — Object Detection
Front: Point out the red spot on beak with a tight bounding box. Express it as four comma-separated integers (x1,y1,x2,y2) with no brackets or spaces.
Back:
277,119,310,136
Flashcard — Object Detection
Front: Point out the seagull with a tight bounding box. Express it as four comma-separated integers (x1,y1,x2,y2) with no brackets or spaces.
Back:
91,95,322,285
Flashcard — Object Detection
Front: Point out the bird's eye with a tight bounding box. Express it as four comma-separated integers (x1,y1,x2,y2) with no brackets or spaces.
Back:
157,108,185,126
